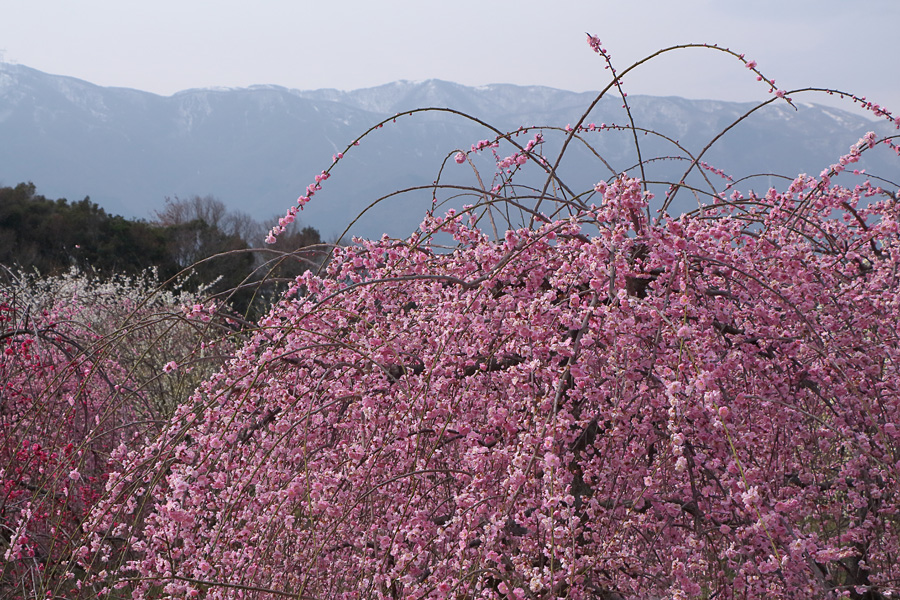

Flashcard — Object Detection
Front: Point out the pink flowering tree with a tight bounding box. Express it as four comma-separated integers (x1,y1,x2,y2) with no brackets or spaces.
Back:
82,42,900,599
0,269,237,598
0,291,144,598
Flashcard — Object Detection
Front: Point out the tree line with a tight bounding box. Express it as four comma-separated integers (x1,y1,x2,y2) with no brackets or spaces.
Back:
0,182,325,316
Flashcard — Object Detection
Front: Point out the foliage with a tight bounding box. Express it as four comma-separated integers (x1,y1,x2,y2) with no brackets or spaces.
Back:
149,195,328,319
0,183,174,278
0,187,326,319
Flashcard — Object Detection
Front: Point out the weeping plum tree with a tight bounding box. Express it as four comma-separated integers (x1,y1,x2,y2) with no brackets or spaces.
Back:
79,41,900,599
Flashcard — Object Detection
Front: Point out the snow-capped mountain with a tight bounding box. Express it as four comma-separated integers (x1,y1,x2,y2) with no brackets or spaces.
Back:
1,63,895,240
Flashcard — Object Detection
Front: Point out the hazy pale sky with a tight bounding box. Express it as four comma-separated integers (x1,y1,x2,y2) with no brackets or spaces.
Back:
1,0,898,113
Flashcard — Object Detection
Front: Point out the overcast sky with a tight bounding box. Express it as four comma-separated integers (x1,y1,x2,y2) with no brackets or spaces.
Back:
1,0,898,114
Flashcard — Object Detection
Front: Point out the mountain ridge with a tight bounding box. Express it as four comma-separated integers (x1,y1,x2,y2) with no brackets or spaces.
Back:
1,62,895,240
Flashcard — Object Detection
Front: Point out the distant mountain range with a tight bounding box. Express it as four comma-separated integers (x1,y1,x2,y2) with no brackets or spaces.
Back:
1,63,896,240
